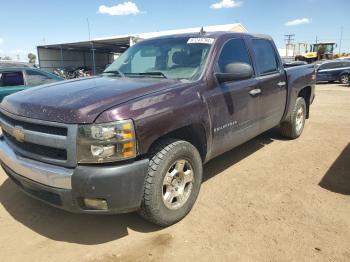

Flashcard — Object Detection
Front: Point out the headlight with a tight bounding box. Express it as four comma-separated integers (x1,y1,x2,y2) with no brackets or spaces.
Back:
77,119,137,163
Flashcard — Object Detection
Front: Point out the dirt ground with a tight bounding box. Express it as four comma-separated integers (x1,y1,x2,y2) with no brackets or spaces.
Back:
0,83,349,262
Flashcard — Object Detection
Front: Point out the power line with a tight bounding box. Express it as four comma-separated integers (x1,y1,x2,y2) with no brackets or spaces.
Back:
284,34,295,56
339,26,343,54
284,34,295,45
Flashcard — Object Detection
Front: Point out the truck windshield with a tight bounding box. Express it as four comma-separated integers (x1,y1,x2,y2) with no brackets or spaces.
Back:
104,37,214,80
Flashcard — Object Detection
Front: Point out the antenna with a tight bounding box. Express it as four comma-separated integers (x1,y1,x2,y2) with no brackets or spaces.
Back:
200,27,206,35
87,18,91,41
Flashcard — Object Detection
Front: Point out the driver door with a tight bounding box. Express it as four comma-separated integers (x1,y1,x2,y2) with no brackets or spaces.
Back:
204,38,260,158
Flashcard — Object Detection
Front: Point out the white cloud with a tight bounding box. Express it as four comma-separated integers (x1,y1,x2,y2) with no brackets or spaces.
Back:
210,0,243,9
285,18,310,26
98,2,140,16
0,38,3,45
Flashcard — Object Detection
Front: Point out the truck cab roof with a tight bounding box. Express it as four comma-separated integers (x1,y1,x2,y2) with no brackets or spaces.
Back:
140,31,273,42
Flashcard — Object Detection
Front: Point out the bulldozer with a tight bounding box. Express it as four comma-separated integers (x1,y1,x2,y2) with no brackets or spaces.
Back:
295,42,337,63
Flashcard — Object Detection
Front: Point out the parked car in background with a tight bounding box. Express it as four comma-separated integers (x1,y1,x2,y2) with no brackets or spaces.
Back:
316,60,350,84
0,67,63,101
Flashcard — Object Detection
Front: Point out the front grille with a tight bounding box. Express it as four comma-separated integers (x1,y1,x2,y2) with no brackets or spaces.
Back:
0,111,67,136
4,132,67,160
0,109,77,167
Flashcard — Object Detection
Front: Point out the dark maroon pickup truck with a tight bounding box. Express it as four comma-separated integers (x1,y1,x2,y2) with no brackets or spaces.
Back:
0,32,315,226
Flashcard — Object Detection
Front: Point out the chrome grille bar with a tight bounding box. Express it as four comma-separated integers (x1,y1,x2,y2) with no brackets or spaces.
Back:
0,109,77,167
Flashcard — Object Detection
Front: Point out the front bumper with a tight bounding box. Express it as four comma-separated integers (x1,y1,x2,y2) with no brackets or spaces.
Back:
0,139,149,214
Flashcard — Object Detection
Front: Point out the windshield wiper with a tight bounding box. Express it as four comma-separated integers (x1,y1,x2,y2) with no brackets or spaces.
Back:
126,72,167,79
103,70,125,77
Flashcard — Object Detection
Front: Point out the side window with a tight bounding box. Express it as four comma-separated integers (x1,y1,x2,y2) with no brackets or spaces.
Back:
322,62,340,70
0,71,24,87
341,61,350,68
218,38,252,73
317,64,326,70
252,39,278,74
26,70,54,86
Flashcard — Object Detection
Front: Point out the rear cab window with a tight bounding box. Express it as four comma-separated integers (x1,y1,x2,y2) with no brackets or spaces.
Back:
252,39,279,75
0,71,24,87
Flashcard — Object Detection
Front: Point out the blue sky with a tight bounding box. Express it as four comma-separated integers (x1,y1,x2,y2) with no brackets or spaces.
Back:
0,0,349,61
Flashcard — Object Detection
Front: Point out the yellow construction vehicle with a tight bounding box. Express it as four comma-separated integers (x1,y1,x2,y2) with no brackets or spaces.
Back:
295,42,337,63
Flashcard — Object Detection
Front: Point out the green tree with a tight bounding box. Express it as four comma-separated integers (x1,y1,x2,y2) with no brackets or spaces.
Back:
28,53,36,64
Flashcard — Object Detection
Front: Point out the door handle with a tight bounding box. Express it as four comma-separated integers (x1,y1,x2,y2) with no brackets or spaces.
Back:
277,81,286,87
249,88,261,96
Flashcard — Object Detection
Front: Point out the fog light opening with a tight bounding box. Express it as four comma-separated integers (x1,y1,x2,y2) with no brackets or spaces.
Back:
83,198,108,210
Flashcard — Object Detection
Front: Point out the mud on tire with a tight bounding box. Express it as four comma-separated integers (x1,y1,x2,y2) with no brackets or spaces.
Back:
138,139,203,226
279,97,306,139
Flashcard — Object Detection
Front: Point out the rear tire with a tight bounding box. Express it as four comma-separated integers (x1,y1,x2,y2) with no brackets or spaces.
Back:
279,97,306,139
340,74,349,84
138,139,203,226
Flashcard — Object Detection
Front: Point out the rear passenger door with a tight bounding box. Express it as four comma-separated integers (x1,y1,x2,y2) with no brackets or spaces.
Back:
251,39,287,132
317,62,342,81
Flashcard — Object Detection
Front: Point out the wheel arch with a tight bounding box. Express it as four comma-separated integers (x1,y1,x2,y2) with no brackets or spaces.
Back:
298,86,311,118
146,123,208,162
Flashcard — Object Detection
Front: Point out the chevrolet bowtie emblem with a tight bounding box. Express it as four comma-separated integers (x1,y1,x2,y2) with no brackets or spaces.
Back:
13,126,25,142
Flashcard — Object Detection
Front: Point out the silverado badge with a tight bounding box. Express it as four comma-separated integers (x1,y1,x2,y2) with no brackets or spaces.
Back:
13,126,25,142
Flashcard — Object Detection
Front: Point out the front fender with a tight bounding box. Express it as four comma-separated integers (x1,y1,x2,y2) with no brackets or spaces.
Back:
95,82,210,156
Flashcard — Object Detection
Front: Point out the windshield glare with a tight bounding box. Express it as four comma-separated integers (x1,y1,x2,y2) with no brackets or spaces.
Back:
105,37,213,80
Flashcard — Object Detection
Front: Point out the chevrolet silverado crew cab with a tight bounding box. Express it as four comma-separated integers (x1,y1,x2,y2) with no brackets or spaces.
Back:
0,32,315,226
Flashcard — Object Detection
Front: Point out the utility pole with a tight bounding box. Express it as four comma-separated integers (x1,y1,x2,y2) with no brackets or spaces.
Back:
284,34,295,57
339,26,343,55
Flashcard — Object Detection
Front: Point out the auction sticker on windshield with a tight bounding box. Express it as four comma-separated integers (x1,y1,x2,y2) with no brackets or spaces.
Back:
187,38,214,44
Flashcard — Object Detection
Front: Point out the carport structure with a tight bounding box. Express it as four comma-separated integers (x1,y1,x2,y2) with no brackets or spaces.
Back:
37,36,134,74
37,23,247,74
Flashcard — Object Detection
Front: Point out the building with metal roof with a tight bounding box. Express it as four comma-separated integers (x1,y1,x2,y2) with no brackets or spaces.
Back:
37,23,247,74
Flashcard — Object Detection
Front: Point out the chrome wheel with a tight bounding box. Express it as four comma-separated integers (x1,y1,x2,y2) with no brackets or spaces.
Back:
162,159,194,210
340,75,349,84
295,106,304,132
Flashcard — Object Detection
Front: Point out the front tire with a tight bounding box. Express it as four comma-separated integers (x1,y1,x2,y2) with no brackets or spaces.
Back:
279,97,306,139
138,139,203,226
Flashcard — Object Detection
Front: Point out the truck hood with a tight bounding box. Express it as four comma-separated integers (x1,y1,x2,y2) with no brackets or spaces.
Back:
0,76,181,123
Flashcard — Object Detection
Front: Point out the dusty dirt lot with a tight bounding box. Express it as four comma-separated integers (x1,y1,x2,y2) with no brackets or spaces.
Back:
0,84,349,262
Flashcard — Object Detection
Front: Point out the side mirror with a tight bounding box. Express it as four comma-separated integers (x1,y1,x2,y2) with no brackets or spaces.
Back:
215,63,253,83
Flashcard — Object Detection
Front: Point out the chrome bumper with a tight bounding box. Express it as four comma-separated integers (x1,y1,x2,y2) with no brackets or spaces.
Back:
0,138,73,189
